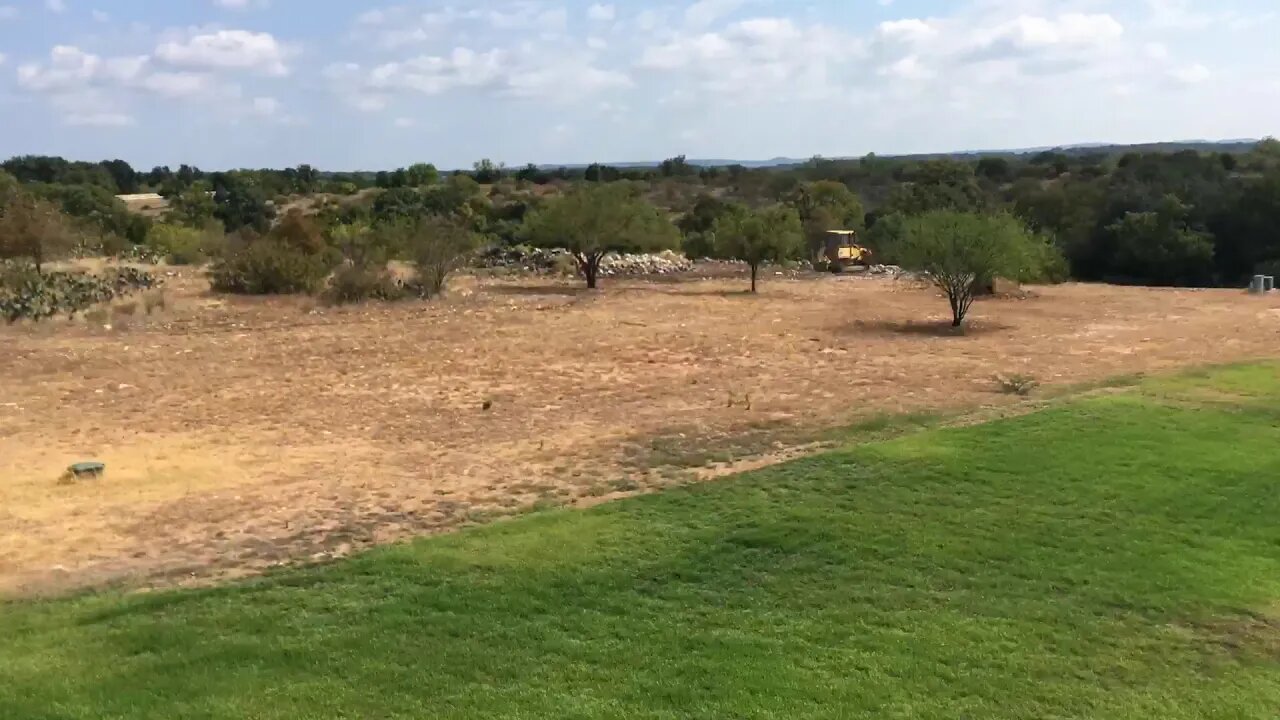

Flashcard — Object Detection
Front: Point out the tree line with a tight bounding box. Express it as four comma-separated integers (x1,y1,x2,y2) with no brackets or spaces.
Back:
4,140,1280,297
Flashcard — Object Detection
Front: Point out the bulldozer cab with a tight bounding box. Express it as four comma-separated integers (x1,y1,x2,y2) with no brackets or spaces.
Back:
823,230,872,271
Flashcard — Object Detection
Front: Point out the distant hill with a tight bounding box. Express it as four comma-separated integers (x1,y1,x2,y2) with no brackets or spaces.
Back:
542,139,1262,171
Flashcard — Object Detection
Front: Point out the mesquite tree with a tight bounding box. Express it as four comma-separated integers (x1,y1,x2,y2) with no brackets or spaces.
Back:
0,175,72,274
523,183,680,289
712,205,803,293
894,211,1052,327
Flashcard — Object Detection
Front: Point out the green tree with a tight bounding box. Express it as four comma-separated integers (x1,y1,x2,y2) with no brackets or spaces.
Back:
391,216,479,297
659,155,696,178
523,184,680,289
883,160,987,216
472,159,504,184
270,209,329,256
712,205,803,293
165,182,218,228
1212,169,1280,282
678,195,744,258
891,212,1051,327
0,183,72,273
1106,196,1214,286
32,182,147,244
101,159,140,194
329,222,388,270
975,157,1012,182
404,163,440,187
213,174,274,233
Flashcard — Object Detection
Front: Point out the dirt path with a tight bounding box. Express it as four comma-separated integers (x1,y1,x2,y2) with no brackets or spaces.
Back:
3,270,1278,595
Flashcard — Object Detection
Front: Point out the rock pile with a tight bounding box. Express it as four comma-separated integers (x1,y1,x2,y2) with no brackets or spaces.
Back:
847,264,907,277
599,250,692,276
474,246,693,276
474,245,570,273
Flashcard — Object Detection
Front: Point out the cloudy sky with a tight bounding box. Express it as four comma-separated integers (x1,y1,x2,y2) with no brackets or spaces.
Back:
0,0,1276,170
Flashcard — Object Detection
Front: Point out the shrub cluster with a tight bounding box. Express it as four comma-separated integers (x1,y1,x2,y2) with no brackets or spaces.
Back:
145,224,228,266
207,210,479,303
209,239,334,295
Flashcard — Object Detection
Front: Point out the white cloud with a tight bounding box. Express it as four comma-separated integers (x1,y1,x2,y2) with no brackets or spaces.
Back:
137,71,216,98
877,18,939,45
91,9,107,22
0,53,6,66
45,0,65,14
353,95,388,111
353,4,571,50
1143,42,1170,61
251,96,280,115
587,4,614,22
65,112,134,127
964,14,1124,61
332,32,630,106
17,46,147,91
323,62,388,112
155,29,290,76
478,5,567,31
1170,63,1210,84
0,5,19,20
880,55,933,81
394,117,415,128
638,16,850,101
366,48,507,95
214,0,268,8
15,44,274,126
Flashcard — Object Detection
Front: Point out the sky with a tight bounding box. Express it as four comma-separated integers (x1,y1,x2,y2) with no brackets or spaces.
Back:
0,0,1277,170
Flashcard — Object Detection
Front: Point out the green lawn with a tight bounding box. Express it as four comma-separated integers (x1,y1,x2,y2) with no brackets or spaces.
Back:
4,364,1280,719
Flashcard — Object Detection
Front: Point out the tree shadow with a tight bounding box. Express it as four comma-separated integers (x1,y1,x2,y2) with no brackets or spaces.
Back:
842,318,1012,338
483,284,592,298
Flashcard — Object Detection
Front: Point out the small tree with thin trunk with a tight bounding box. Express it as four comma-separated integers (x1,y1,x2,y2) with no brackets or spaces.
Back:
393,215,479,297
523,183,680,289
713,205,804,293
0,182,72,274
893,211,1048,327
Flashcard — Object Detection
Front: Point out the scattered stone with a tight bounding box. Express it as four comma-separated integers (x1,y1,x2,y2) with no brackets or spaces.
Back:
474,246,693,276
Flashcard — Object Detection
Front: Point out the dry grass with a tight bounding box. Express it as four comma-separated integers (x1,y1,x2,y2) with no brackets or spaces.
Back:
3,268,1280,595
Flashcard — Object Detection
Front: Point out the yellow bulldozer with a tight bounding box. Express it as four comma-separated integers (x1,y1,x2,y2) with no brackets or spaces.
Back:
822,230,873,273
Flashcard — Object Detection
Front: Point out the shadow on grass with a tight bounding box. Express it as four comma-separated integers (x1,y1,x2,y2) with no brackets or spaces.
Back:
624,411,949,472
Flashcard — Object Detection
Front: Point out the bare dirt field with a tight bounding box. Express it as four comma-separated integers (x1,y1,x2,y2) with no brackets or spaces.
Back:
3,269,1279,596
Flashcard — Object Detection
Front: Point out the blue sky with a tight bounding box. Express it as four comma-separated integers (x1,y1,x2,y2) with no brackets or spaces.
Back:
0,0,1277,170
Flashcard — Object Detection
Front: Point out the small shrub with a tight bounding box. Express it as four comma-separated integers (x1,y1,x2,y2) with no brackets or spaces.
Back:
324,264,406,305
551,253,578,276
403,216,479,297
142,290,167,315
84,307,109,326
995,373,1039,396
96,233,131,258
209,240,333,295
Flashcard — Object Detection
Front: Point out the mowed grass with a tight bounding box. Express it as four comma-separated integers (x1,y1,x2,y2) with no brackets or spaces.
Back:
4,365,1280,718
